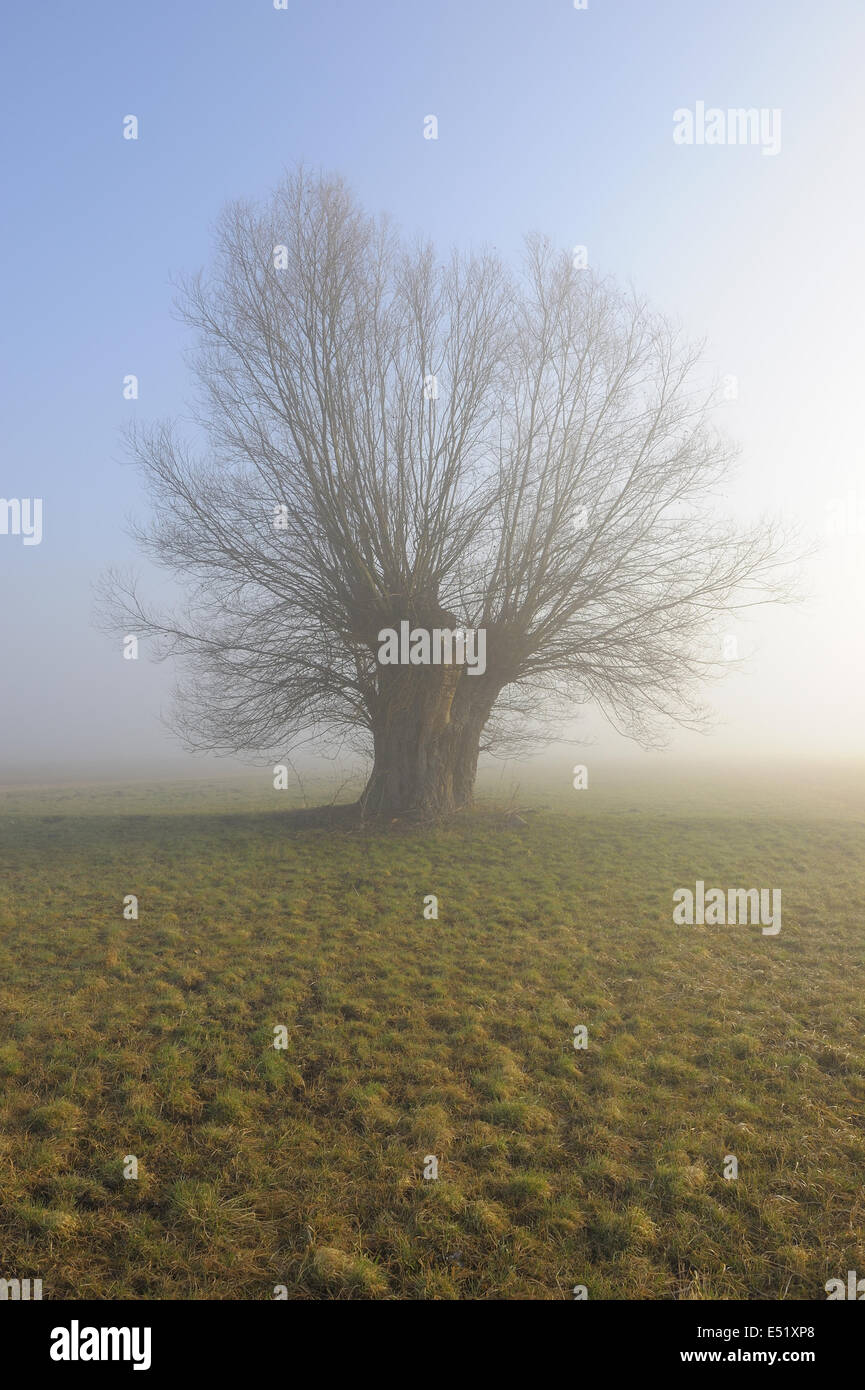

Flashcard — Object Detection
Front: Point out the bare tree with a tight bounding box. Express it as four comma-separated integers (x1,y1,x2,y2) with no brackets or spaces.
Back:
102,167,791,818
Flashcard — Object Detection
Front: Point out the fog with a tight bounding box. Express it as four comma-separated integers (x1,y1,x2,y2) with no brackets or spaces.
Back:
2,0,862,785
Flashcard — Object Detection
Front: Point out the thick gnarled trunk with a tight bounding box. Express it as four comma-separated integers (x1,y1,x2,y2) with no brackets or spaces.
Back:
360,663,493,819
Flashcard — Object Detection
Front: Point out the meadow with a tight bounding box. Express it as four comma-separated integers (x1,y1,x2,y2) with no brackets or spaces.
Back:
0,761,863,1300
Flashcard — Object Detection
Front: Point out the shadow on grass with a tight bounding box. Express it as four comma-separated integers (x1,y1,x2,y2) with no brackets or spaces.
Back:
12,798,537,853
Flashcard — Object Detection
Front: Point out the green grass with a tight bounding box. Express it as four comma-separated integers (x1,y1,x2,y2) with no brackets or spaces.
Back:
0,764,864,1299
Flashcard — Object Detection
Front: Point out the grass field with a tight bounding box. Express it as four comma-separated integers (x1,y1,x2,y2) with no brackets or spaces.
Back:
1,762,864,1299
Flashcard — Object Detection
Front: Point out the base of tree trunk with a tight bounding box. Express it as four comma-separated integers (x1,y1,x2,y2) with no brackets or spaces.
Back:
359,741,476,819
360,668,490,819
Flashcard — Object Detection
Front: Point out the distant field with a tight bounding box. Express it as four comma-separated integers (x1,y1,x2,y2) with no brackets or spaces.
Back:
1,765,863,1299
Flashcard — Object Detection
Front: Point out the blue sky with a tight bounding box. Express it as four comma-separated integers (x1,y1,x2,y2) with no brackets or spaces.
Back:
2,0,863,777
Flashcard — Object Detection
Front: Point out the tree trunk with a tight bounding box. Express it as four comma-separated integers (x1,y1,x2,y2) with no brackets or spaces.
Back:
360,663,493,819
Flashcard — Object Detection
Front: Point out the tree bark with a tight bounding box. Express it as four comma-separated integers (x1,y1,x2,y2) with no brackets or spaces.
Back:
360,663,493,819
